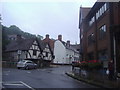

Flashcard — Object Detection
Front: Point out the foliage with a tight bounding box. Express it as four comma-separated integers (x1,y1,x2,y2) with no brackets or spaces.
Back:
79,61,88,69
2,26,10,51
73,60,102,70
2,25,43,51
72,61,81,67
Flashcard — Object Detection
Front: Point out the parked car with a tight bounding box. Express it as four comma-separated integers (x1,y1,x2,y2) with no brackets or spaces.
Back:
17,60,37,70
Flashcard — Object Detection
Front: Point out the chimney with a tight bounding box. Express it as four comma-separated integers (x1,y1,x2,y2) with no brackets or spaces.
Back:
58,35,62,41
67,40,70,47
45,34,50,43
46,34,49,39
17,34,22,40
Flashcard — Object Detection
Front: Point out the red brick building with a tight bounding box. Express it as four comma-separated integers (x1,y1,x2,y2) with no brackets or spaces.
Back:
42,34,55,52
79,2,120,73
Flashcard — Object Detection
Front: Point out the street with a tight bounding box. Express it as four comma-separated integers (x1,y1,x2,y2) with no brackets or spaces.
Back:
2,65,98,89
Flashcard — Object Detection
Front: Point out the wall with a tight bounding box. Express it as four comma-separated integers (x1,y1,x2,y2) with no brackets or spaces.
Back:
66,49,74,64
53,40,66,64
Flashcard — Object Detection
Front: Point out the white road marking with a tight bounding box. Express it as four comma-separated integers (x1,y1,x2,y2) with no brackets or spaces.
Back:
5,74,8,75
41,69,46,71
6,71,10,72
20,81,35,90
3,84,23,86
27,71,31,73
3,81,21,83
37,69,40,71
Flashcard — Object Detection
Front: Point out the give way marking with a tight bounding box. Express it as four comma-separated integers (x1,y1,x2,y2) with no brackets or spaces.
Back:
3,81,35,90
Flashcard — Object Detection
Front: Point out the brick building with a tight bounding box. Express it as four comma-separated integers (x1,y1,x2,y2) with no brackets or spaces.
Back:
42,34,55,52
79,2,120,73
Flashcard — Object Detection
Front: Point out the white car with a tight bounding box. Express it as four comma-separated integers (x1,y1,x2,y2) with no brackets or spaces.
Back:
17,60,37,69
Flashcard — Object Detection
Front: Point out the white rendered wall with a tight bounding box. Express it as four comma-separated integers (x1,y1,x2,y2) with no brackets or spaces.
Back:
53,40,66,64
66,49,74,64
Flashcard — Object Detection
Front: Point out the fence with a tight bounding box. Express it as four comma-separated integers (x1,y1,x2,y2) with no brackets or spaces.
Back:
2,61,17,68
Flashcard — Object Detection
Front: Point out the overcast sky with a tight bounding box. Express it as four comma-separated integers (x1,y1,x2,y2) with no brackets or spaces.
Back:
1,0,96,44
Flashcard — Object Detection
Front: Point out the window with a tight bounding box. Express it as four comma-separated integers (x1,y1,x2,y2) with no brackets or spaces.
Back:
46,52,48,57
96,12,98,20
99,25,106,40
102,6,105,14
89,16,95,26
100,7,102,16
33,50,37,56
88,33,95,45
95,3,108,20
104,3,107,11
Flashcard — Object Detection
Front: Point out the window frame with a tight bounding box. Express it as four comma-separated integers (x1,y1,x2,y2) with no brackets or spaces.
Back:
99,24,107,40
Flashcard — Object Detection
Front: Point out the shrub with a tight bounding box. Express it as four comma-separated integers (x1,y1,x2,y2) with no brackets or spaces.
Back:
79,60,102,70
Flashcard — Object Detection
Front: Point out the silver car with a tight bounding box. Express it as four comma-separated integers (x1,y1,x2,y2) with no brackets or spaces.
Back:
17,60,37,70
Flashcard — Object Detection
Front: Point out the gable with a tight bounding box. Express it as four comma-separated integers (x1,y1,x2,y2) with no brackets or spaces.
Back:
54,40,66,49
29,40,40,51
43,44,50,53
27,40,41,59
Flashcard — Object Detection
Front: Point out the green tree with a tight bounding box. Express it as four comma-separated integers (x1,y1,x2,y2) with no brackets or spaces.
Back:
37,34,43,40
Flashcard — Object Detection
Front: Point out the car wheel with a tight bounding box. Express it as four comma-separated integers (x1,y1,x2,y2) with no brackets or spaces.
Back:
34,66,37,69
25,66,29,70
18,67,20,69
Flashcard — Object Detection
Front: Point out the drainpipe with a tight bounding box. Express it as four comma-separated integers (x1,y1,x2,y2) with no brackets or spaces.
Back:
113,33,117,75
94,11,98,60
109,2,117,77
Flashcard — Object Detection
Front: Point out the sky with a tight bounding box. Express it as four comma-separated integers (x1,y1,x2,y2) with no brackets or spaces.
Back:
1,0,96,44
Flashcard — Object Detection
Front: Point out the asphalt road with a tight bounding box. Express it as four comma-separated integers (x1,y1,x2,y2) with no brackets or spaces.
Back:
2,65,98,89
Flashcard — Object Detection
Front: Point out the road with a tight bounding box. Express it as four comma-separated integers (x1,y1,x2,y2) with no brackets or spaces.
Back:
2,65,98,89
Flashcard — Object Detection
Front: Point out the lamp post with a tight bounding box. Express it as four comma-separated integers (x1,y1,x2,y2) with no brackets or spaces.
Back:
17,50,21,61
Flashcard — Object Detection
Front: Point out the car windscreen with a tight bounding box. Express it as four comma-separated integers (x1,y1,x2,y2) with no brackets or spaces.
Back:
19,60,26,63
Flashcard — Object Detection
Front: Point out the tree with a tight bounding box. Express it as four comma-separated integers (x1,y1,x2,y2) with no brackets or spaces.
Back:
37,35,43,40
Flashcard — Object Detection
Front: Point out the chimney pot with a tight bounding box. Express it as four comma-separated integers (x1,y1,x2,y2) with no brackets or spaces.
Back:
46,34,49,38
17,34,22,40
58,35,62,41
67,40,70,47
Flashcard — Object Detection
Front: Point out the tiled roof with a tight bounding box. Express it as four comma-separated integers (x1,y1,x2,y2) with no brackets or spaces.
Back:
80,7,91,19
5,38,35,52
71,44,80,50
60,41,79,53
5,38,48,52
42,38,55,52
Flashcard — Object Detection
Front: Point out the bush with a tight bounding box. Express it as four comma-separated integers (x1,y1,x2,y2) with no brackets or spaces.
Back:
79,60,102,70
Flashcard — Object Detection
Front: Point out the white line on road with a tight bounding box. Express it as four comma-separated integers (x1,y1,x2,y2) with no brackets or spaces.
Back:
5,74,9,75
20,81,35,90
3,84,23,86
27,71,31,73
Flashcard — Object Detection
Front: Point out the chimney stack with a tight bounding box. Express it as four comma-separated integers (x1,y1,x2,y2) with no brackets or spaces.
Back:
17,34,22,40
45,34,50,43
58,35,62,41
67,40,70,47
46,34,49,39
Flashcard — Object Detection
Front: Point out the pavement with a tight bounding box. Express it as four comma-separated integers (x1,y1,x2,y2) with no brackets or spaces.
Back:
65,71,120,88
2,65,98,89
